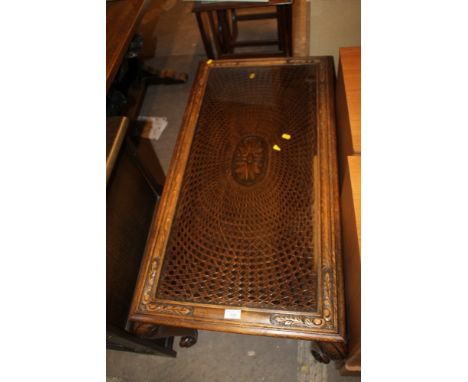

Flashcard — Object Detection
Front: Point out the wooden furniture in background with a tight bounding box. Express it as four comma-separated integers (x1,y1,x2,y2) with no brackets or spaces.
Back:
336,46,361,375
335,47,361,184
106,0,145,92
128,57,346,363
107,116,175,356
106,0,177,349
193,0,293,59
107,0,187,119
339,156,360,375
106,0,177,189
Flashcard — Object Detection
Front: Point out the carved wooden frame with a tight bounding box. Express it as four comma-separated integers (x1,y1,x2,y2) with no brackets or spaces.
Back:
128,57,345,347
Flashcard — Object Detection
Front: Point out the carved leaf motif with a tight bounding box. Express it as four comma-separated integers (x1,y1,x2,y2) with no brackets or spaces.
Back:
270,314,323,328
144,303,193,316
140,259,193,316
142,258,160,304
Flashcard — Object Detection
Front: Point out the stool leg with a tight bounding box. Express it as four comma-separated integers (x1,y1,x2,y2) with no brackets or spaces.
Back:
276,6,284,51
195,12,215,59
277,5,287,55
231,9,239,42
217,9,232,54
285,4,293,56
208,10,222,58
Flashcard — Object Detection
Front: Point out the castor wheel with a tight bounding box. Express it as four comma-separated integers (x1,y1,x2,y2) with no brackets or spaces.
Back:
311,349,330,364
179,335,197,348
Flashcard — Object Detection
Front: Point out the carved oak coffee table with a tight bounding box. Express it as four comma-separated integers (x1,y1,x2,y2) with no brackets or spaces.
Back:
129,57,346,362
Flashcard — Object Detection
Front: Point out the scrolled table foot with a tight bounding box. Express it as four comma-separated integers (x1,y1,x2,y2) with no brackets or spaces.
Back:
179,330,198,348
311,349,330,364
311,341,347,364
179,332,198,348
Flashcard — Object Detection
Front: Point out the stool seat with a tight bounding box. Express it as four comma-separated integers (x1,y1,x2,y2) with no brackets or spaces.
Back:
192,0,293,12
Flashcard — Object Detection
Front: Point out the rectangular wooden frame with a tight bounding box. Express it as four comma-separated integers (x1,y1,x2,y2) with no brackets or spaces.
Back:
128,57,345,346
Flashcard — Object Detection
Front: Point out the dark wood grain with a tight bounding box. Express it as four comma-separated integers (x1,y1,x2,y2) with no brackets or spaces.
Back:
106,0,145,92
128,58,345,357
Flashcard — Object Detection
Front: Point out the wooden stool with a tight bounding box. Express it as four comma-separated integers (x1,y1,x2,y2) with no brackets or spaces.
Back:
192,0,293,59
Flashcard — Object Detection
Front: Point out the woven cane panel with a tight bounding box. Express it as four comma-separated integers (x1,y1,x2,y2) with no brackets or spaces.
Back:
156,64,319,311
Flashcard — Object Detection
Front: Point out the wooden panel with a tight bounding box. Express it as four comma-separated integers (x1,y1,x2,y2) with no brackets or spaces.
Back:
106,0,145,92
107,117,129,183
340,47,361,153
107,117,174,354
107,141,157,328
128,58,346,355
342,156,360,251
340,155,360,374
336,47,360,181
134,136,166,191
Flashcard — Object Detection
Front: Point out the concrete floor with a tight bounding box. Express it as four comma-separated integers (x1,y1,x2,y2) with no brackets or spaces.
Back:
108,331,298,382
107,2,360,381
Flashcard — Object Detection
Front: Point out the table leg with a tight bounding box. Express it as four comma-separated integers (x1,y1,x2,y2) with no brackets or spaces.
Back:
179,331,198,348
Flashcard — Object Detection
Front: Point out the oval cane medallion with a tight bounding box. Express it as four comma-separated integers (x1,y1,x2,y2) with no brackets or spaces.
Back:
232,136,268,185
